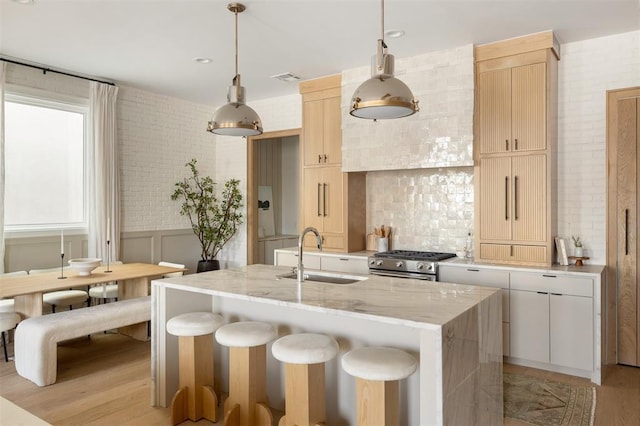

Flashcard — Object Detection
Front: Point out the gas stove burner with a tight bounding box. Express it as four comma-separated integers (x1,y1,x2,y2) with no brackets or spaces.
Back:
374,250,457,262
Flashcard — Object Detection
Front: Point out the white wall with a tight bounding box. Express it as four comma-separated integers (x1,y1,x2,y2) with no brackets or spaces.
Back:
557,30,640,264
117,85,214,233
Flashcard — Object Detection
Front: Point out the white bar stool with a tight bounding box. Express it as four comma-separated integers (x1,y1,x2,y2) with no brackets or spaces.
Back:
341,346,417,426
271,333,339,426
166,312,225,425
215,321,278,426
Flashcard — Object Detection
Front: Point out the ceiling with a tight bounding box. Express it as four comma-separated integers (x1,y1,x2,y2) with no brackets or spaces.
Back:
1,0,638,107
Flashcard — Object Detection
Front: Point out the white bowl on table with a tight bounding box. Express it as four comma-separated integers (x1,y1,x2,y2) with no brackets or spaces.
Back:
68,258,102,276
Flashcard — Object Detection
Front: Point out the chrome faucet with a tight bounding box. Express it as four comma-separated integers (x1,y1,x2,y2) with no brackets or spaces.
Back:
297,226,323,282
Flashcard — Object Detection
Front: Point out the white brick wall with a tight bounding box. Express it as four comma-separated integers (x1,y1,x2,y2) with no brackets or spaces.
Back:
557,30,640,264
117,85,214,233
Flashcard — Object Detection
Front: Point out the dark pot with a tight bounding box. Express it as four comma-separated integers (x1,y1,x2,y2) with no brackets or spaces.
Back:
197,259,220,273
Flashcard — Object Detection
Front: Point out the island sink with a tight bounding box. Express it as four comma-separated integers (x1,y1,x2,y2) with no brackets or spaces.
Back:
278,270,367,285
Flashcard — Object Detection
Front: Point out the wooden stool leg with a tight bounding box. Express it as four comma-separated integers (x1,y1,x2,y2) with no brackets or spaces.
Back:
173,334,216,422
170,386,188,425
223,345,272,426
355,378,399,426
281,362,326,426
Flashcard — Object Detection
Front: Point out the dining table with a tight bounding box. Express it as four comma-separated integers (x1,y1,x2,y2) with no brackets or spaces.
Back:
0,262,186,341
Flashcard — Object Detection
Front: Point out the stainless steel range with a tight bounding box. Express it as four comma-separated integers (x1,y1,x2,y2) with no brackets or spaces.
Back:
367,250,457,281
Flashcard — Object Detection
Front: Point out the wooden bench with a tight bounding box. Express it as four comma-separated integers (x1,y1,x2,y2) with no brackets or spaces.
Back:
14,296,151,386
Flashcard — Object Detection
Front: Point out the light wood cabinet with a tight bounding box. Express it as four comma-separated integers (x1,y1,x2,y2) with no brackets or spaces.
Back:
474,32,558,266
300,75,366,253
478,63,546,154
303,96,342,167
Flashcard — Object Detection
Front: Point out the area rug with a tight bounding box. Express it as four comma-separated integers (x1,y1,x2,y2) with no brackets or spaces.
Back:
504,372,596,426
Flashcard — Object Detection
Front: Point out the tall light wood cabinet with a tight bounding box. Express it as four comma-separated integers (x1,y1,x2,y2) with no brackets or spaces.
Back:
300,75,366,252
474,31,559,266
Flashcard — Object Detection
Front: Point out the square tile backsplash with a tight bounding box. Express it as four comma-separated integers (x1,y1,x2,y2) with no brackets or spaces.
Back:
366,167,474,255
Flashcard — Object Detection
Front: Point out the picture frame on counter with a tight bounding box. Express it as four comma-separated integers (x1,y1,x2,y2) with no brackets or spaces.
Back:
555,237,569,266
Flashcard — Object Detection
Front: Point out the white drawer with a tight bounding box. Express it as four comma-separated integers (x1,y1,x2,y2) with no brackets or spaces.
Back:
320,256,369,274
439,266,509,289
510,271,592,297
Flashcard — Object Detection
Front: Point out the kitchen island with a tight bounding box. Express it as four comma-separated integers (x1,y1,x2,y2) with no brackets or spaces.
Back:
151,264,503,425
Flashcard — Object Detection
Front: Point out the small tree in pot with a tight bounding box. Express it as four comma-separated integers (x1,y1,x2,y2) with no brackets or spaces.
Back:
171,159,243,272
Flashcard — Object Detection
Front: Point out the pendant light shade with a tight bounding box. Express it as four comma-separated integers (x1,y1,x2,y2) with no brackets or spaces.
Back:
350,0,418,120
207,3,263,137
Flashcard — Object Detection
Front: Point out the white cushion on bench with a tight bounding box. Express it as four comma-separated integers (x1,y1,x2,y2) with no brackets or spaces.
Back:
14,296,151,387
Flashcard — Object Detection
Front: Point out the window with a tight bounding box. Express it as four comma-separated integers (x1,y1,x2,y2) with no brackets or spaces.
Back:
4,87,88,233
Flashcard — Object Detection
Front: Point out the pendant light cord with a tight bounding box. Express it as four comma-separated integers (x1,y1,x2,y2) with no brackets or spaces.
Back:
381,0,385,42
234,8,239,77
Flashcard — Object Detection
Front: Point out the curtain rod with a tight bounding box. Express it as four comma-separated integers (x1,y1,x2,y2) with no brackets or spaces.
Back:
1,57,116,86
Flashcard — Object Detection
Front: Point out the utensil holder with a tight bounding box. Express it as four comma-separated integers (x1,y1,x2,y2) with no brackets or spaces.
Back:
377,237,388,252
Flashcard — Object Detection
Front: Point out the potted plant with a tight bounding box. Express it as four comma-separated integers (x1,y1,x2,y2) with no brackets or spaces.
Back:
171,159,243,272
572,235,584,257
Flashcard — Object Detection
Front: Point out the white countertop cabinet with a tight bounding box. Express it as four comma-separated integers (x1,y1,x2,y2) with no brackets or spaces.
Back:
274,248,369,274
440,260,603,384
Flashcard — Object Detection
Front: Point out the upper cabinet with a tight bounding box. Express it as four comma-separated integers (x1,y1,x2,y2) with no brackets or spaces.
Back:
477,62,546,154
474,31,560,267
300,75,366,253
303,96,342,166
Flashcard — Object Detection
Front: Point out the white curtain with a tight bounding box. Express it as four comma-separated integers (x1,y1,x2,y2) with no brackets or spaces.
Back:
88,82,119,263
0,62,6,273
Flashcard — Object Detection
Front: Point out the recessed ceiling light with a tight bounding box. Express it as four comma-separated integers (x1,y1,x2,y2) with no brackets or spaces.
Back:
12,0,35,4
384,29,405,39
271,72,302,82
193,57,212,64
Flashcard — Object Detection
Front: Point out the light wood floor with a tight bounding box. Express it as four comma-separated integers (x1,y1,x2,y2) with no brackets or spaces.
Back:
1,333,639,425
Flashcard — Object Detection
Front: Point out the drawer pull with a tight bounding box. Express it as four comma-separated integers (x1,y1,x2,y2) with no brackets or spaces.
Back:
551,293,562,296
537,291,548,295
467,268,480,272
339,258,349,261
542,274,556,278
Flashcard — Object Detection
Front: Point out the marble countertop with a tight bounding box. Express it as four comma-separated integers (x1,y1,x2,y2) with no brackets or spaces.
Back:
154,264,500,330
276,247,604,276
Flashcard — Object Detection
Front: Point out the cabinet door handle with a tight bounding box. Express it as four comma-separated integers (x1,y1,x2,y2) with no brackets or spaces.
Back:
323,154,328,163
542,274,556,278
514,176,519,220
318,154,322,164
339,258,349,261
505,139,509,151
551,293,562,296
317,183,322,216
467,268,480,272
323,183,327,217
625,208,629,255
515,138,518,150
537,291,549,295
505,177,509,220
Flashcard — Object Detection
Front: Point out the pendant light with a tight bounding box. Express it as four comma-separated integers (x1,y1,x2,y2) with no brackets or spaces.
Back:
207,3,263,137
350,0,419,120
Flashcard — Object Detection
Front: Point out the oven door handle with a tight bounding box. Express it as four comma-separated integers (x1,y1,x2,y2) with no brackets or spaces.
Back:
369,270,437,281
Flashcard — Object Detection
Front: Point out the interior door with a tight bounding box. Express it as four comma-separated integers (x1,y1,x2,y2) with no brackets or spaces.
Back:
616,95,639,367
607,87,640,367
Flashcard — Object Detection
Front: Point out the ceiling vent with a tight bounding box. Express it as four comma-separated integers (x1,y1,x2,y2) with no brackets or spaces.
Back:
271,72,301,82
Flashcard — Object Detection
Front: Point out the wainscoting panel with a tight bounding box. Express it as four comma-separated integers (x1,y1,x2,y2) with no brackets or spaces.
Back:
4,229,200,275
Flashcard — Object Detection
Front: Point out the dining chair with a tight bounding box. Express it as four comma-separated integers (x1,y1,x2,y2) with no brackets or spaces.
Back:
0,270,28,361
158,261,186,278
88,261,123,305
28,268,89,313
